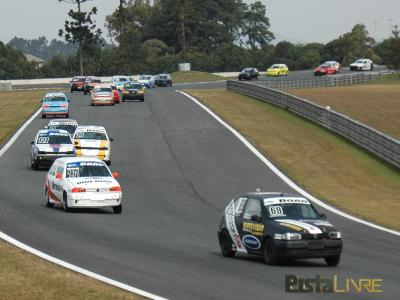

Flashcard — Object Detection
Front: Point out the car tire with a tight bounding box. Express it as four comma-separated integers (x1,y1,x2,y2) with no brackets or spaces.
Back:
41,114,46,119
45,188,54,208
370,64,374,71
106,159,111,166
325,254,341,266
141,96,144,102
113,204,122,214
70,89,73,93
66,114,69,118
219,230,235,258
122,97,125,102
31,159,38,170
63,191,70,212
263,237,279,265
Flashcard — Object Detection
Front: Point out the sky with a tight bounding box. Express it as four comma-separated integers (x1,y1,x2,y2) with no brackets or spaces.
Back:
0,0,399,44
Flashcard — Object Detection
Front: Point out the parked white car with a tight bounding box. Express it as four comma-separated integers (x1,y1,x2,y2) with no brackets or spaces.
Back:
44,157,122,213
349,59,373,71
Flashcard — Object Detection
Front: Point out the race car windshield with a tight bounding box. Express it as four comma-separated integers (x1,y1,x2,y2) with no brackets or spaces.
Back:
139,75,151,80
94,87,112,92
48,125,77,135
117,77,128,82
74,131,107,140
44,97,67,102
66,164,111,178
90,79,101,83
266,204,320,219
272,66,280,69
125,83,142,89
37,134,71,144
356,60,364,63
242,68,252,73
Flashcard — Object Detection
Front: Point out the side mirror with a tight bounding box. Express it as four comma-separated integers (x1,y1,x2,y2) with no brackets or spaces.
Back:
109,138,114,142
250,215,261,222
320,213,327,220
112,172,119,178
30,141,34,145
55,173,62,180
40,99,43,102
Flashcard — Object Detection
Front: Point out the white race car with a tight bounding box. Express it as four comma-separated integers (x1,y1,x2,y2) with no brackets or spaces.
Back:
138,75,155,88
44,157,122,213
349,59,373,71
73,126,113,165
46,119,78,136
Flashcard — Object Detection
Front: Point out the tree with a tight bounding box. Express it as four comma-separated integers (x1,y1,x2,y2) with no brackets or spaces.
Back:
58,0,102,75
378,25,400,70
242,1,274,49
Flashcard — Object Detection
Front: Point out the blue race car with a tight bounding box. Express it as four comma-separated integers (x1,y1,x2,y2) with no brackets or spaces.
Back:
41,92,70,118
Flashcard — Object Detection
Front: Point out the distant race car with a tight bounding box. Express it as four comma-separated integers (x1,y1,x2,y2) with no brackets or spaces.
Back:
73,125,113,165
138,75,155,88
266,64,289,76
238,68,259,80
122,82,145,102
110,85,120,104
111,75,130,91
218,192,343,266
349,59,373,71
84,77,101,95
44,157,122,213
46,119,78,136
325,61,341,72
41,92,70,118
91,85,114,106
70,76,85,93
314,62,339,76
154,74,172,87
31,129,76,169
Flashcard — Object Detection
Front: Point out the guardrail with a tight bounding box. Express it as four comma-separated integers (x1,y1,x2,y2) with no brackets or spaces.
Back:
255,71,392,90
227,81,400,169
0,82,12,92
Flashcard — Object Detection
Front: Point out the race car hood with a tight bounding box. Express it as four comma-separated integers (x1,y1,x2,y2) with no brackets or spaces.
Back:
66,177,118,189
74,139,109,149
275,219,337,234
36,144,74,153
350,62,363,67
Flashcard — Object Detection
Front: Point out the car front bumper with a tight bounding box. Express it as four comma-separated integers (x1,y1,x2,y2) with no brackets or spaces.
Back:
33,153,75,166
123,93,144,99
274,239,342,258
68,191,122,208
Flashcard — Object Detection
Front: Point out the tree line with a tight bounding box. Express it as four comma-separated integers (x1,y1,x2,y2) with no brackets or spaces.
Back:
1,0,399,79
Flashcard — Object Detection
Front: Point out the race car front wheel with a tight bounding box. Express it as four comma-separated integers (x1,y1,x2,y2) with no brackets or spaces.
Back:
325,254,341,266
263,237,278,265
220,230,235,257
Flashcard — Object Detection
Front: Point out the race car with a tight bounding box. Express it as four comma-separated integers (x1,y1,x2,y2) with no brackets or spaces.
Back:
46,119,78,136
83,77,101,95
218,192,343,266
111,75,130,91
349,59,373,71
70,76,85,93
31,129,76,169
138,75,155,88
154,74,172,87
110,85,120,104
266,64,289,76
91,85,114,106
41,92,70,118
314,62,338,76
44,157,122,213
73,126,113,165
325,61,341,72
238,68,260,80
122,82,145,101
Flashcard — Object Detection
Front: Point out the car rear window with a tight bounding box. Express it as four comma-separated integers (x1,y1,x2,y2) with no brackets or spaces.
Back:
37,132,72,144
66,161,111,178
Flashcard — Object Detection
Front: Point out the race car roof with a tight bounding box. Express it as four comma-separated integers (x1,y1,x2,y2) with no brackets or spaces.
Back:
56,156,106,165
45,92,67,98
75,125,106,132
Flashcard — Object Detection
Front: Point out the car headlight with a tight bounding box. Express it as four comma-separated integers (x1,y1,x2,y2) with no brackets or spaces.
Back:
274,233,302,240
329,231,342,239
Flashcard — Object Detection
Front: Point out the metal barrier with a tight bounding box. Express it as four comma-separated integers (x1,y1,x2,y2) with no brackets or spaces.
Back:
227,80,400,169
255,71,392,90
0,82,12,92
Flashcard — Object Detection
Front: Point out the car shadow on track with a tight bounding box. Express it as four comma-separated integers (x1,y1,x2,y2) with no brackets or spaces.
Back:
41,204,115,215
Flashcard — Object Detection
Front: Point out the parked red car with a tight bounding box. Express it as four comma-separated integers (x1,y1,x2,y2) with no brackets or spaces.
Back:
111,85,120,104
314,62,339,76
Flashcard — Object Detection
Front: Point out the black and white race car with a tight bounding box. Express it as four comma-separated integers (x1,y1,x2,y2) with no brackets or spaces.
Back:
218,192,343,266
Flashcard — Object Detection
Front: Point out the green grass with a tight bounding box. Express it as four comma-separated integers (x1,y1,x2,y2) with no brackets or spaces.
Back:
185,89,400,231
368,72,400,84
171,71,225,83
0,90,143,300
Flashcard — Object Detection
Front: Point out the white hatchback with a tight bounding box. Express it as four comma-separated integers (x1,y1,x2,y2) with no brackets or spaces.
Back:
44,157,122,213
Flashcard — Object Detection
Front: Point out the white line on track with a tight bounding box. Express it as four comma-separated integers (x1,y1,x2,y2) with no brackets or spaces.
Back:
177,90,400,237
0,108,167,300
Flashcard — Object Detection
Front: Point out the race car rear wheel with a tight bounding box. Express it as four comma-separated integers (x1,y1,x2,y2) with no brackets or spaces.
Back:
45,188,54,208
325,254,341,266
63,191,70,212
263,237,278,265
113,204,122,214
220,230,235,257
31,159,38,170
106,159,111,166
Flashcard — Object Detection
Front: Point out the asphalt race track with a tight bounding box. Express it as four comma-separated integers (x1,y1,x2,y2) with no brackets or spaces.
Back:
0,85,399,299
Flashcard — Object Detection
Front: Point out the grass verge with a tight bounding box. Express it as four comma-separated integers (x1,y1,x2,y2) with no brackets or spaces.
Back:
288,84,400,139
171,71,225,83
184,89,400,230
0,90,143,299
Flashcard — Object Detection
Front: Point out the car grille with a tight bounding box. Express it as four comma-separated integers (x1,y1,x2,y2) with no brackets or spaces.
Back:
301,233,330,240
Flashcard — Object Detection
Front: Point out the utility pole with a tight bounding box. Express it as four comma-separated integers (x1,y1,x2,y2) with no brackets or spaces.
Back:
180,0,187,62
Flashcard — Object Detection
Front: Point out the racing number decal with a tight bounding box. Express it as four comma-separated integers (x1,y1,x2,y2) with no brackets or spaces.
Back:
269,206,285,217
225,200,248,254
66,168,80,178
37,137,49,144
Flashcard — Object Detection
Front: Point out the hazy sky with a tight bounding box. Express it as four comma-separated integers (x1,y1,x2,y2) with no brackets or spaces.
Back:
0,0,399,44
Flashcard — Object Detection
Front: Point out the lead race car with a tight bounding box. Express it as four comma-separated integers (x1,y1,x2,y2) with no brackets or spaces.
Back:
44,157,122,213
218,192,343,266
